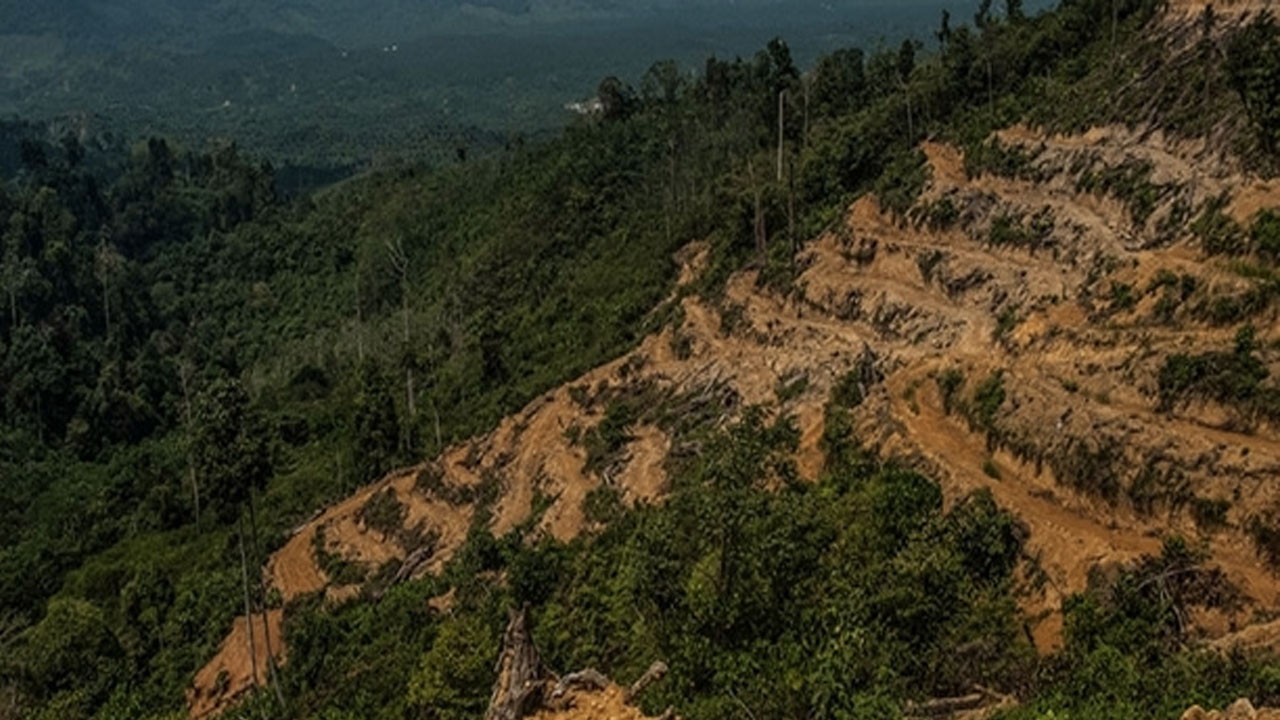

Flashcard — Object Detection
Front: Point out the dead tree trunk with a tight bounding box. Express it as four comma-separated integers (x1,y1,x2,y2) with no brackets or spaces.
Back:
485,607,547,720
355,266,365,365
802,76,810,147
385,238,417,449
178,360,199,525
987,57,995,121
787,157,797,274
624,661,669,704
748,158,766,263
248,493,286,710
906,89,915,146
905,694,985,717
776,89,786,182
236,516,260,691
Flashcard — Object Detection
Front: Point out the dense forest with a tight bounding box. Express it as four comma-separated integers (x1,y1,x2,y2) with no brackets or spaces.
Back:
0,0,1053,172
6,0,1280,718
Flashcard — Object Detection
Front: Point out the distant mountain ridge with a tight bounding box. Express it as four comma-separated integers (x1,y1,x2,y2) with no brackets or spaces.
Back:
2,0,772,49
1,0,1013,50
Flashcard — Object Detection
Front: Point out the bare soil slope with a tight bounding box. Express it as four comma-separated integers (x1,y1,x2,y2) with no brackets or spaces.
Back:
190,120,1280,715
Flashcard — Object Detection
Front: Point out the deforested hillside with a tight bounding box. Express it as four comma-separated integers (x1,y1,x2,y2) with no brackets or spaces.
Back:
9,1,1280,720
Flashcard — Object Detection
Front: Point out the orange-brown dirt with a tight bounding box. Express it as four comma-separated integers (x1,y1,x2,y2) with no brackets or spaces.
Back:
186,609,283,719
192,120,1280,713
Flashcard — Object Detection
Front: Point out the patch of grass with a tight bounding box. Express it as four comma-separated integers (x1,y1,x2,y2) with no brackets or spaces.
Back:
1191,497,1231,532
583,485,624,525
312,525,368,586
1248,512,1280,569
994,305,1020,341
1054,438,1123,502
971,371,1007,432
982,458,1002,480
1192,196,1246,256
358,488,407,539
916,248,946,284
1108,282,1138,313
584,399,639,475
1251,209,1280,261
775,371,810,404
987,207,1055,252
1127,465,1192,517
964,137,1041,180
937,368,966,415
916,197,960,231
1075,158,1168,226
1157,325,1277,420
669,330,694,360
719,301,748,336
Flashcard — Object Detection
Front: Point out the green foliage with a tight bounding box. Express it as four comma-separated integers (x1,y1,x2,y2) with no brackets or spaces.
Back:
351,363,402,486
965,137,1039,180
1252,209,1280,261
1000,539,1259,720
874,149,929,217
987,207,1055,252
192,378,271,522
583,486,624,525
1227,12,1280,153
358,489,406,541
994,304,1020,341
1108,282,1137,313
1193,197,1247,256
312,526,367,586
971,370,1007,432
1190,497,1230,532
406,614,499,720
1,2,1249,718
937,368,966,415
1075,159,1167,226
525,412,1032,719
983,458,1002,480
1157,325,1280,421
830,366,870,409
17,598,121,706
774,371,810,404
584,398,641,475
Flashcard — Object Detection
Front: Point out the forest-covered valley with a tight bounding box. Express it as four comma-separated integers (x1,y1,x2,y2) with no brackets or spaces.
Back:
7,1,1280,719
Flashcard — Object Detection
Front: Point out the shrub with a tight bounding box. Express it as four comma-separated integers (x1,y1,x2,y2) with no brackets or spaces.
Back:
583,486,624,525
358,488,406,540
1192,197,1246,256
1252,209,1280,261
1226,13,1280,153
937,368,966,414
406,615,498,720
971,371,1007,431
982,458,1002,479
1190,497,1230,532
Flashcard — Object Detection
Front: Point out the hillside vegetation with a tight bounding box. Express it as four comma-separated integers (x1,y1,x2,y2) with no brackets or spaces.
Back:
7,1,1280,719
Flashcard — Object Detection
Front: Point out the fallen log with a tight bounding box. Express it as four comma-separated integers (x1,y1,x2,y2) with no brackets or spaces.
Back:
904,693,985,717
552,668,611,697
624,661,669,704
